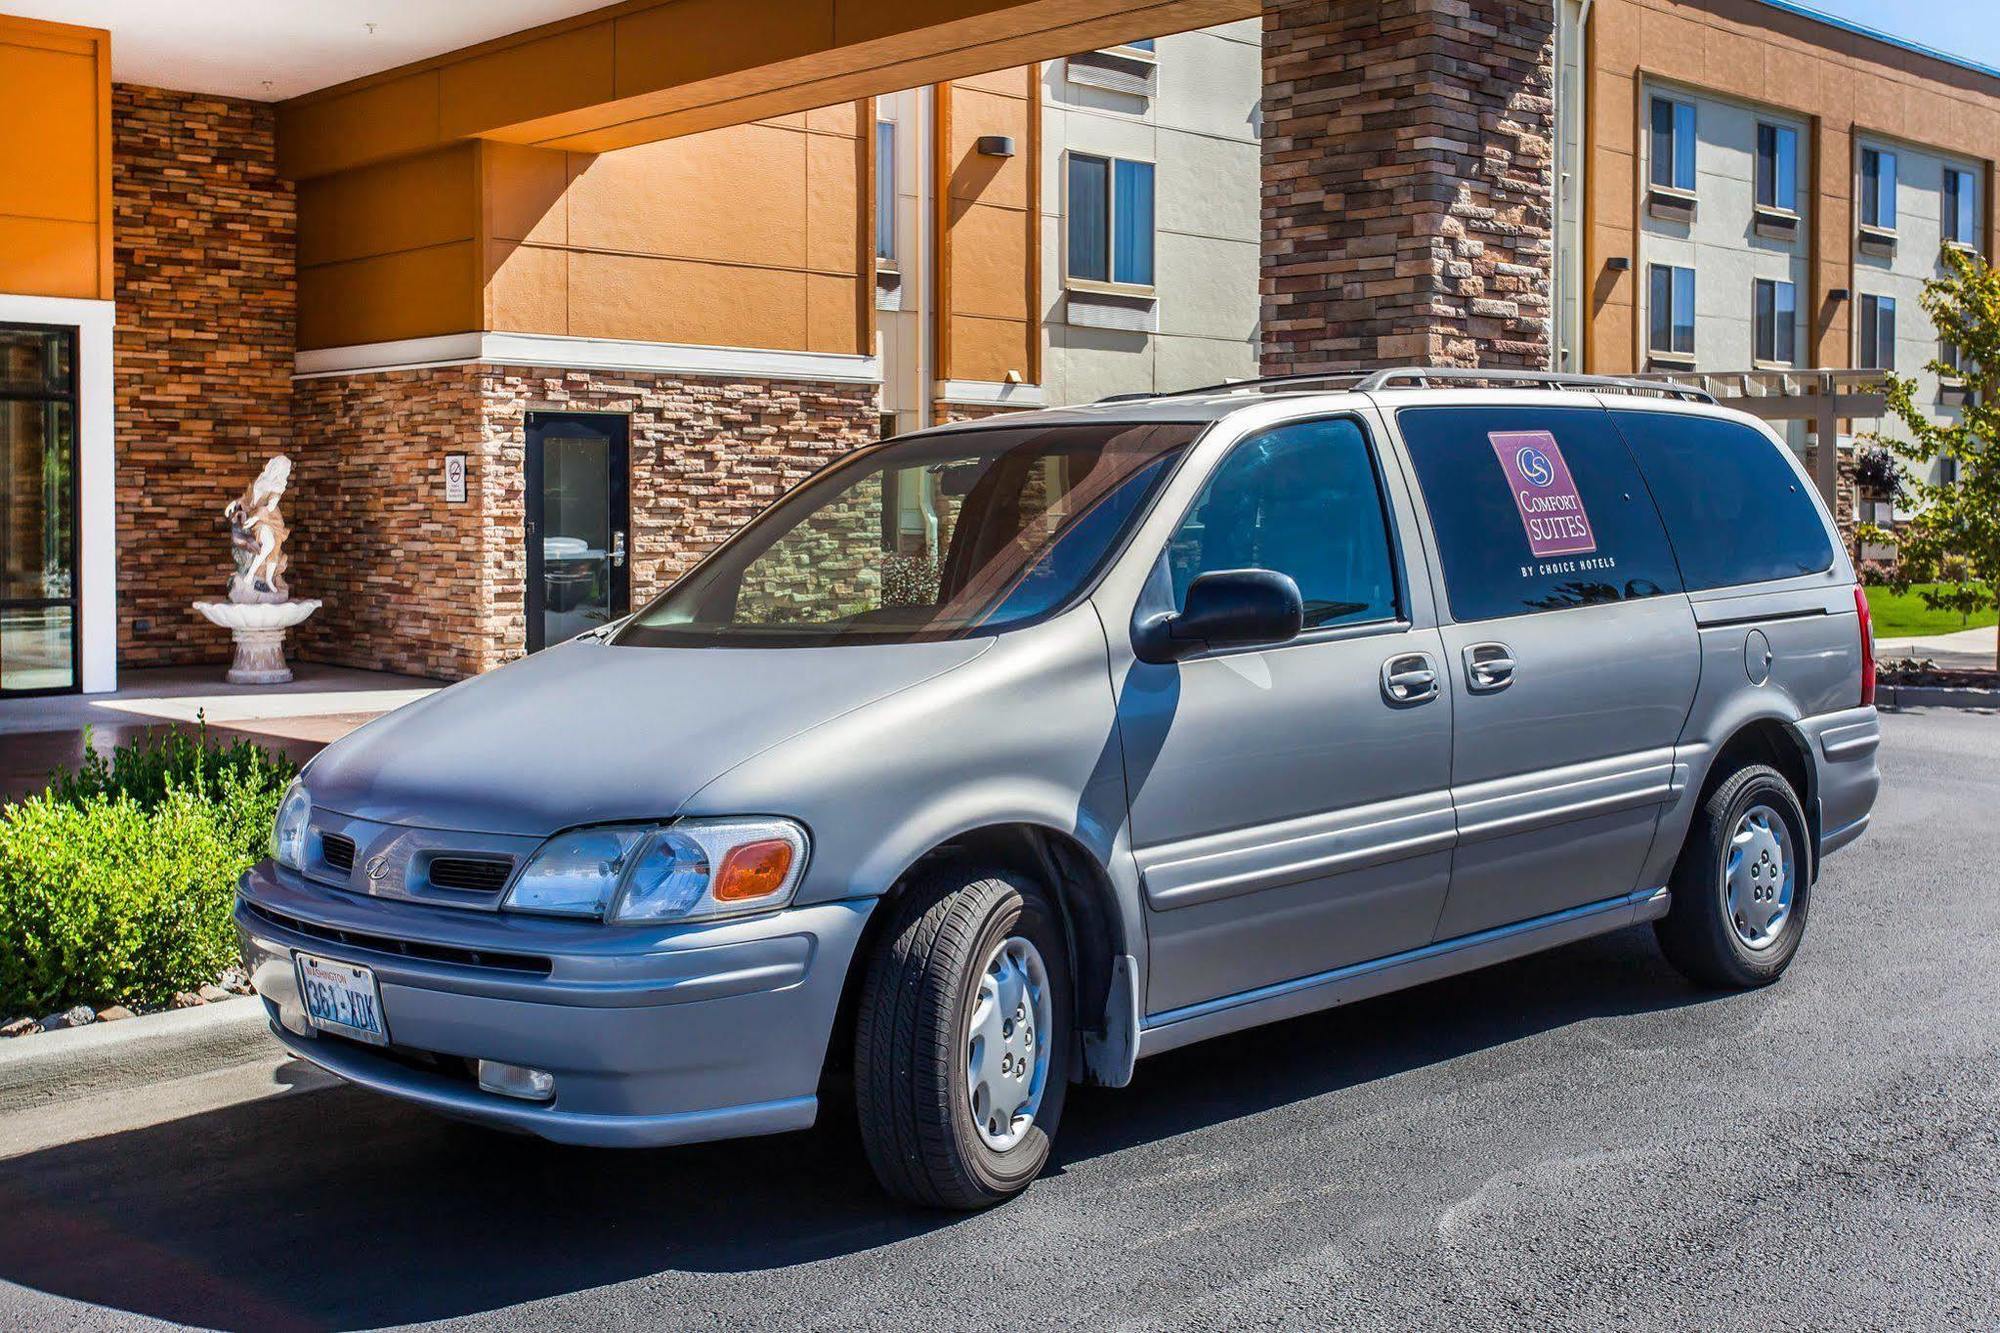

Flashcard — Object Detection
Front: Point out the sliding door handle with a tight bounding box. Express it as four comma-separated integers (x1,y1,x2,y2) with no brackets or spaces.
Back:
1464,641,1516,691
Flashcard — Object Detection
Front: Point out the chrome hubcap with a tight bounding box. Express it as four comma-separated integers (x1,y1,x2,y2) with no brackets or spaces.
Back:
1726,803,1794,950
966,935,1051,1151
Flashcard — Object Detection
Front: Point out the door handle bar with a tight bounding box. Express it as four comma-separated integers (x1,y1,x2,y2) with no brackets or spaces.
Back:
1381,653,1440,705
1464,642,1515,691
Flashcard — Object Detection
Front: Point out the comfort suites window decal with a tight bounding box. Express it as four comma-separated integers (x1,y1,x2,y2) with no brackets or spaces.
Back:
1489,430,1597,558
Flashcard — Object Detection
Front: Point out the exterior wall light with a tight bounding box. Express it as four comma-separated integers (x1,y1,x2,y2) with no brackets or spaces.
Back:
976,135,1017,158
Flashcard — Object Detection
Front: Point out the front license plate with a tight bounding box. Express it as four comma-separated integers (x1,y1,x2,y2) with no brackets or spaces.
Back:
295,952,389,1046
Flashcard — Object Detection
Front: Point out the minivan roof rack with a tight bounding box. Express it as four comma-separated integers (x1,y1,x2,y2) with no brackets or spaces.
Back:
1353,366,1716,403
1093,366,1714,406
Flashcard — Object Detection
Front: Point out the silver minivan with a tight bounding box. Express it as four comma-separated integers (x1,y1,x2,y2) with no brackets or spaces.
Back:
239,369,1881,1208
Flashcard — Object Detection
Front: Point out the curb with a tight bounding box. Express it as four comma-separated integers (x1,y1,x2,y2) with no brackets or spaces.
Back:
1878,684,2000,710
0,996,282,1117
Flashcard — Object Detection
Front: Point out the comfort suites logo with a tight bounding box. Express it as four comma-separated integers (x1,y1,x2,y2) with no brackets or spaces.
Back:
1490,430,1597,558
1514,444,1556,488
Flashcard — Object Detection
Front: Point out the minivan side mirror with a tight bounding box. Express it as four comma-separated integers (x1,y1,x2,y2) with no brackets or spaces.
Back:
1132,568,1305,664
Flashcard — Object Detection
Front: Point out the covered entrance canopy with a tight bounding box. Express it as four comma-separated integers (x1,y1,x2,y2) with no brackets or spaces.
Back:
278,0,1260,177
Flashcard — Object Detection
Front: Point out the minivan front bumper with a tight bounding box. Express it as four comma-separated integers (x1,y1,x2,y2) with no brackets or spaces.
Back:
235,861,872,1147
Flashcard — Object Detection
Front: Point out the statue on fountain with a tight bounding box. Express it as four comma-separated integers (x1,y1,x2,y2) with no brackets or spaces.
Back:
195,454,320,685
225,454,295,604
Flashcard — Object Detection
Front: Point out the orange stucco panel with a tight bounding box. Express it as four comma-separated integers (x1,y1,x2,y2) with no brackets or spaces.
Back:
0,15,110,300
301,102,868,353
299,243,482,348
935,68,1037,384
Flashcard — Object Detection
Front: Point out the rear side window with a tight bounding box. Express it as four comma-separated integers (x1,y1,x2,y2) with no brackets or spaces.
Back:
1609,410,1834,589
1397,406,1683,622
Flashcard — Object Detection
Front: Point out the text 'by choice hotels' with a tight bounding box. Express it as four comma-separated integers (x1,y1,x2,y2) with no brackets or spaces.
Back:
1489,430,1598,558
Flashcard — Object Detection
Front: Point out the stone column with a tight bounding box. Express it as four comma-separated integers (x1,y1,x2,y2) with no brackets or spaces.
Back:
1261,0,1556,374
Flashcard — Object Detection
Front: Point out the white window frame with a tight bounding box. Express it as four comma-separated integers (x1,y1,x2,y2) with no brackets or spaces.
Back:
1061,150,1158,297
1858,293,1896,371
1754,121,1800,215
874,119,898,268
1100,36,1158,61
1753,277,1797,367
1859,145,1898,232
1648,95,1697,194
1943,165,1979,250
1647,262,1696,362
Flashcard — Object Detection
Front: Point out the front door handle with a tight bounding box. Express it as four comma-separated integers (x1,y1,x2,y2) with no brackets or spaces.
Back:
610,530,627,568
1464,641,1516,691
1381,652,1440,705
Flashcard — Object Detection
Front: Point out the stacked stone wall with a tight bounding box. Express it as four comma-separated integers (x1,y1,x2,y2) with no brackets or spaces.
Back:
111,84,296,665
1261,0,1555,373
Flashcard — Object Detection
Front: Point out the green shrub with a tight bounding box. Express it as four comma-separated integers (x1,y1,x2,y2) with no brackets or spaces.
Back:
48,720,297,811
0,728,293,1016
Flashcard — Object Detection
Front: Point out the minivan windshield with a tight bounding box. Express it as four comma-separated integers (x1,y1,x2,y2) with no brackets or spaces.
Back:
616,421,1200,647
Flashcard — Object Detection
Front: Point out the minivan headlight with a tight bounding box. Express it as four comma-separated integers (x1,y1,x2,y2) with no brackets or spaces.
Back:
271,781,313,869
502,818,809,924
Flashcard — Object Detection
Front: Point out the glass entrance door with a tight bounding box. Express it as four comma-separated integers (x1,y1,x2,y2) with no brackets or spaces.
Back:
0,325,79,696
525,412,630,653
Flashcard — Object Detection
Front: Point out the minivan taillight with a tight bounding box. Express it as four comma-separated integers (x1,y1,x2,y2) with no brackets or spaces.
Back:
1855,584,1876,707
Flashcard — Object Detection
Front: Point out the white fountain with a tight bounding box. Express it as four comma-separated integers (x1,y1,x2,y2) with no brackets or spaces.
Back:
194,455,320,685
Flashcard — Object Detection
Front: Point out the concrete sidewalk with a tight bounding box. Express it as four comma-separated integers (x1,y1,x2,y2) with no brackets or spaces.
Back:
0,662,441,801
1875,624,1997,672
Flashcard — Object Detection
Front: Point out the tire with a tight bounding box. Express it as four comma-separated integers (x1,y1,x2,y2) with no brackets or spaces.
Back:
854,865,1072,1209
1655,762,1813,989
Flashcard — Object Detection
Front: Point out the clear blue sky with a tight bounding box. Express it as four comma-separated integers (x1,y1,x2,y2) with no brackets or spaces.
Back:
1793,0,1999,74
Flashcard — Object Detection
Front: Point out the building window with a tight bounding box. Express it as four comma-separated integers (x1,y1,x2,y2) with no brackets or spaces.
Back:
1756,123,1798,212
1648,264,1696,358
1754,279,1797,365
1859,294,1896,370
1066,153,1155,288
1860,148,1897,230
1939,454,1959,484
1944,167,1978,247
875,121,897,264
1649,96,1696,192
1940,338,1964,378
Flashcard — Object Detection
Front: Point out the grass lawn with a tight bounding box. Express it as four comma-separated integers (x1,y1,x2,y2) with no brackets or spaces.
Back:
1865,583,1999,640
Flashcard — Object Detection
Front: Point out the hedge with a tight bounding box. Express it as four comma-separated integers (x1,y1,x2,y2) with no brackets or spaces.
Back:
0,726,295,1017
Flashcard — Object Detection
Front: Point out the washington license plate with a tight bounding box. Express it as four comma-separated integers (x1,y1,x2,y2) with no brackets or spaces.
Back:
295,952,389,1046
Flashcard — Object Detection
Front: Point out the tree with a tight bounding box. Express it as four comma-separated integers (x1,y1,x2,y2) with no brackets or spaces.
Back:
1857,245,2000,668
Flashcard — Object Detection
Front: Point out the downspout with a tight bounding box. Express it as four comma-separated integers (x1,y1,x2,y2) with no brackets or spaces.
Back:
1553,0,1594,371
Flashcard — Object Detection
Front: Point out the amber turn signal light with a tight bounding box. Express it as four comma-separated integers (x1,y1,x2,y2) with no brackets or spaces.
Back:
713,838,796,902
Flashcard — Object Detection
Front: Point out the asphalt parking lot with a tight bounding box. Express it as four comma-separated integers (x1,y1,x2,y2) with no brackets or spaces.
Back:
3,706,1996,1331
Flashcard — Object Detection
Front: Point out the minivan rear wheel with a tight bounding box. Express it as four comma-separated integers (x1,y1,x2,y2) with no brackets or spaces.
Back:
853,866,1071,1209
1656,762,1812,988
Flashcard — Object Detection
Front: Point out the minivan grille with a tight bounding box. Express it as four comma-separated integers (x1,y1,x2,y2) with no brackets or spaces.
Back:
320,833,356,873
428,856,514,893
243,901,553,976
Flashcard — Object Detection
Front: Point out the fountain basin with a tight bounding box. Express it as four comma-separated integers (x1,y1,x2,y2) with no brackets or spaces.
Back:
194,598,321,684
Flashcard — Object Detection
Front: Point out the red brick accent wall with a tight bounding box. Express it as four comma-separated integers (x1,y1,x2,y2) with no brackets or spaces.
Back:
290,366,879,679
111,84,296,665
1262,0,1555,373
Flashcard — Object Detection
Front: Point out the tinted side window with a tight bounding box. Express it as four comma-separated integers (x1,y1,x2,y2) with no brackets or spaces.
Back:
1398,406,1683,622
1610,410,1834,589
1169,417,1399,629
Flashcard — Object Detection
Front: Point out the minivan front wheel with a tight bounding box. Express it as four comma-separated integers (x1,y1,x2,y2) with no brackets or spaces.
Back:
1656,763,1812,988
854,867,1072,1209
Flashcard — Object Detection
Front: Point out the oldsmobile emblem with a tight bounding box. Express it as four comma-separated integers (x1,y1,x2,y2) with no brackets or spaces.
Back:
365,855,391,883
